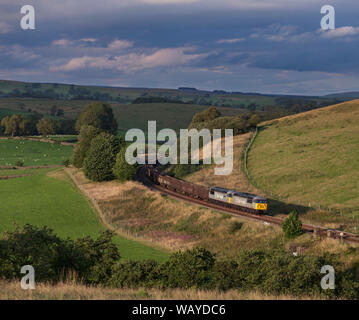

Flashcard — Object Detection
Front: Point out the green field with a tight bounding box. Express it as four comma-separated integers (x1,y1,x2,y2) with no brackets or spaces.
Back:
0,168,168,262
0,139,73,166
248,100,359,216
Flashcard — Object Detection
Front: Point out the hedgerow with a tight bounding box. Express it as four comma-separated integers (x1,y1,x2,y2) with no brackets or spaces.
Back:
0,225,357,299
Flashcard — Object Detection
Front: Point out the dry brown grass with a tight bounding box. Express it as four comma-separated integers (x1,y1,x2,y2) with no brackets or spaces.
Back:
0,280,320,300
65,167,282,258
186,133,262,195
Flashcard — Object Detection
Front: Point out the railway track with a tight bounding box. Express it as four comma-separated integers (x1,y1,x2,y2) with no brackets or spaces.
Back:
136,166,359,245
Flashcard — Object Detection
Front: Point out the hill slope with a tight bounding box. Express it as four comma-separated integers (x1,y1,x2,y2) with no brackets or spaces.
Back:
248,100,359,216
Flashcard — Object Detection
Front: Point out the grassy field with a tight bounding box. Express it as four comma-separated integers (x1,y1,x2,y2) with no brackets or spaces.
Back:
0,139,73,166
0,280,320,300
0,98,245,133
248,100,359,221
0,168,168,262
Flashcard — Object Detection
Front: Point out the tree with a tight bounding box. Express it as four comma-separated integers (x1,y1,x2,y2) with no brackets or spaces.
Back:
0,116,10,136
112,148,138,181
282,211,303,239
75,102,118,134
248,114,261,128
7,114,23,137
19,119,34,136
36,118,57,136
83,132,123,181
72,125,102,168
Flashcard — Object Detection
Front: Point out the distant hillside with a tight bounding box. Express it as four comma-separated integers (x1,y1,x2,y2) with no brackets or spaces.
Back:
248,100,359,219
0,79,342,109
325,92,359,99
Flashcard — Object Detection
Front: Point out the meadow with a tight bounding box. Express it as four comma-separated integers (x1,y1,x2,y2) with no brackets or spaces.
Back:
0,139,73,166
0,168,168,262
248,100,359,222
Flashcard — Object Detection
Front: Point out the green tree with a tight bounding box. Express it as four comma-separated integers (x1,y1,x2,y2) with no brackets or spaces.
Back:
83,132,123,181
282,211,303,239
75,102,118,134
19,119,34,136
72,125,102,168
248,114,261,127
36,118,57,136
0,116,10,136
112,147,138,182
6,114,23,137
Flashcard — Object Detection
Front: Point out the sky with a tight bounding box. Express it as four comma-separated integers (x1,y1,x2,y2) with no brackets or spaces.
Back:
1,0,359,95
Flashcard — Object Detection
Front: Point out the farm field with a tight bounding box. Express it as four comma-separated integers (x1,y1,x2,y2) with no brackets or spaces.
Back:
248,100,359,220
0,98,245,133
0,168,168,262
0,139,73,166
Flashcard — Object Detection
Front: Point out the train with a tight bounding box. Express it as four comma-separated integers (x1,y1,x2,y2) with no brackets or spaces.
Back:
145,165,268,214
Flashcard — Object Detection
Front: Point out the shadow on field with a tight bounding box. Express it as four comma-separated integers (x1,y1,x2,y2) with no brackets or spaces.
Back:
267,198,312,216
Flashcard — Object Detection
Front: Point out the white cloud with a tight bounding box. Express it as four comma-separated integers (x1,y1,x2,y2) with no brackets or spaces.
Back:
250,24,298,42
50,47,207,72
108,40,133,50
319,26,359,39
217,38,245,44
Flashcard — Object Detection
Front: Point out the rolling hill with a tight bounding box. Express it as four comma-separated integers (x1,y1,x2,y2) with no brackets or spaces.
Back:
248,99,359,219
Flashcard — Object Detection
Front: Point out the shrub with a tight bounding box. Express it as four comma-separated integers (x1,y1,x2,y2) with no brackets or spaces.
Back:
282,211,303,239
83,132,123,181
15,160,24,167
212,260,240,291
112,148,138,182
109,260,159,288
228,221,243,234
159,247,216,289
62,159,70,167
73,231,121,285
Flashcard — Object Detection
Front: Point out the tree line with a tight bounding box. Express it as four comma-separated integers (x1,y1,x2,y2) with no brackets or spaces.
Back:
0,114,76,137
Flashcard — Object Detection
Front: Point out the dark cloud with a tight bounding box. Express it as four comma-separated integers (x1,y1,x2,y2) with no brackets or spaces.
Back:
0,0,358,94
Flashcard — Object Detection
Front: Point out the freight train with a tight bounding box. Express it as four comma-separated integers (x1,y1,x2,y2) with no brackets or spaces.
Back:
145,165,268,214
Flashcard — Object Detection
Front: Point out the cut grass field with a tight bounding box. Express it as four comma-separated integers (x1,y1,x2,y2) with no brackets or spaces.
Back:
0,139,73,166
248,100,359,224
0,168,168,262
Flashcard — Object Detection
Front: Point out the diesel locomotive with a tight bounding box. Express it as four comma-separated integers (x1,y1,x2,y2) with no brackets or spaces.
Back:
145,165,268,214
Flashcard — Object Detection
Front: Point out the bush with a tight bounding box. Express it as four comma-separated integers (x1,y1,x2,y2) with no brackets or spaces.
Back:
83,132,123,181
282,211,303,239
62,159,70,167
0,225,77,282
228,221,243,234
109,260,159,288
15,160,24,167
112,148,138,182
0,225,120,285
159,247,216,289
